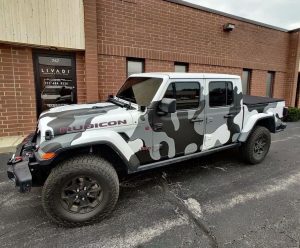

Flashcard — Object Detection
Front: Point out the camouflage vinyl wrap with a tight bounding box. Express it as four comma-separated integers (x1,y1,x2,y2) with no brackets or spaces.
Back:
35,75,286,172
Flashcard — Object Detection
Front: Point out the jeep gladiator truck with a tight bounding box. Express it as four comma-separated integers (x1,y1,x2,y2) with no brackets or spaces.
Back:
7,73,287,226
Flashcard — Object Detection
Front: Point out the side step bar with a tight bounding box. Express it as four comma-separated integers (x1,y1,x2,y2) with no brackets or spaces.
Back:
135,143,240,173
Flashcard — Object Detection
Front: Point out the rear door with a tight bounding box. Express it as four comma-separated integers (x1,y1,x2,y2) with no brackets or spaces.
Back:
203,79,242,150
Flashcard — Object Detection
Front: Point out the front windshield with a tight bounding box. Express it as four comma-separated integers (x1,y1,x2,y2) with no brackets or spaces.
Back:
116,77,163,106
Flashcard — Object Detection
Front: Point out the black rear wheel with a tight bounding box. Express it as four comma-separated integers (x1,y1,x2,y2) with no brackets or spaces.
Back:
42,155,119,227
241,126,271,164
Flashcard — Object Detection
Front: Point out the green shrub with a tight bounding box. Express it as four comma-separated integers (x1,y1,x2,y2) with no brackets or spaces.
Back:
286,107,300,122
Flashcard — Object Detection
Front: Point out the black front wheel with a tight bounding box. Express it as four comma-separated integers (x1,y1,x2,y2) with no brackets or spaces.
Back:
42,155,119,227
241,126,271,164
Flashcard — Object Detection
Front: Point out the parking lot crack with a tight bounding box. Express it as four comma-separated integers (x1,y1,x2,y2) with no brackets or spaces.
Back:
0,193,15,207
159,172,218,248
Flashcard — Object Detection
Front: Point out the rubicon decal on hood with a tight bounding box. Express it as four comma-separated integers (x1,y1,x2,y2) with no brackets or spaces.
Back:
60,120,127,134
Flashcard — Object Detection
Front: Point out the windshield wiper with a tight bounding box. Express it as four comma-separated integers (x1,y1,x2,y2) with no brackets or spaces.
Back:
108,97,133,109
117,96,136,104
115,95,138,109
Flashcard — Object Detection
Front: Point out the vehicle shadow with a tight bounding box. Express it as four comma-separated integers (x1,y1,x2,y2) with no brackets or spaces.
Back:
0,148,242,235
118,148,243,200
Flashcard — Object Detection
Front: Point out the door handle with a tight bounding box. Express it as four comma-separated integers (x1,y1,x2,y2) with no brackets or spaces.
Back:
191,118,204,123
224,114,234,118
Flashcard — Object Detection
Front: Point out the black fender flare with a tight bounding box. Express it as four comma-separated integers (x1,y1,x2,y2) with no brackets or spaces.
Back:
238,115,276,142
35,141,140,173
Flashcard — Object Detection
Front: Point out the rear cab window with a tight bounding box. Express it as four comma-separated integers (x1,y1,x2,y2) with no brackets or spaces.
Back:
209,81,233,107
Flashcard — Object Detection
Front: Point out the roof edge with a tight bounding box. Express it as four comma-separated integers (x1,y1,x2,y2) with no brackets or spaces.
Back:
289,28,300,33
164,0,289,33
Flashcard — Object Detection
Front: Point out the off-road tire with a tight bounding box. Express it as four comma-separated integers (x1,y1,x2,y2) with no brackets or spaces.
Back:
42,155,119,227
241,126,271,165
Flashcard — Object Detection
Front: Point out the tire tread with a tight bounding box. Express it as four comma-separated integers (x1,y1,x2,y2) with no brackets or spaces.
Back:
42,155,119,227
241,126,271,165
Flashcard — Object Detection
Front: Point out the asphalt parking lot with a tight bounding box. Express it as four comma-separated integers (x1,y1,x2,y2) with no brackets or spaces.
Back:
0,122,300,248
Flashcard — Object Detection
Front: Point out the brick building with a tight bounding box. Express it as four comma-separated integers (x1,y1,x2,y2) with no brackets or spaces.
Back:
0,0,299,137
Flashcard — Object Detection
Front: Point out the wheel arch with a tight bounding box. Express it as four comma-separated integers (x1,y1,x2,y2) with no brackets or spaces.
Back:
239,116,275,142
42,141,139,178
255,117,276,133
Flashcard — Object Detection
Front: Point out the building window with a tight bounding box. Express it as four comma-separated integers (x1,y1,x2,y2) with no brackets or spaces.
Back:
266,71,275,97
242,69,251,94
209,81,233,107
127,58,145,77
165,82,200,110
175,62,189,73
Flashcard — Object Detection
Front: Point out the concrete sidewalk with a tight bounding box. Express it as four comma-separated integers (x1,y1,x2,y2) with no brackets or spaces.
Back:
0,136,24,153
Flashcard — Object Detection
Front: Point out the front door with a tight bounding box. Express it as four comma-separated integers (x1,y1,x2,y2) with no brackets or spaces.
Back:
203,79,241,150
33,51,77,116
152,80,206,161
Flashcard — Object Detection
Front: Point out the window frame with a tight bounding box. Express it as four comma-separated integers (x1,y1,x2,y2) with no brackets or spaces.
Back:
266,71,275,98
174,62,189,73
208,81,234,108
126,58,145,77
164,81,201,111
242,69,252,95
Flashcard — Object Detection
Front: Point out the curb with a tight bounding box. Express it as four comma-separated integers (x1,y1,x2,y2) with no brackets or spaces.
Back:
0,146,18,154
0,136,24,154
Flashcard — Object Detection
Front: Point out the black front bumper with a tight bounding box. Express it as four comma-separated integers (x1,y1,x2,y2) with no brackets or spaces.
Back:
7,160,32,193
7,133,36,193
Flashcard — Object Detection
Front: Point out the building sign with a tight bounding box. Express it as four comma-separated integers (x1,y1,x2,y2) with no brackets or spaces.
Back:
34,53,77,115
40,66,72,78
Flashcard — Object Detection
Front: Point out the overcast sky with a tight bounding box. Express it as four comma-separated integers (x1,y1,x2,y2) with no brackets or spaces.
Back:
184,0,300,30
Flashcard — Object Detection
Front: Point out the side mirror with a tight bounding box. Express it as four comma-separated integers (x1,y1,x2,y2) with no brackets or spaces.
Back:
159,98,176,114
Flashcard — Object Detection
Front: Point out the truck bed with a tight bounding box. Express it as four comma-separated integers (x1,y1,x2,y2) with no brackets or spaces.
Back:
243,95,284,106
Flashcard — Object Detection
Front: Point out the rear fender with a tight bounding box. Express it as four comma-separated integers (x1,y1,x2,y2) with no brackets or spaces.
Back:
238,114,275,142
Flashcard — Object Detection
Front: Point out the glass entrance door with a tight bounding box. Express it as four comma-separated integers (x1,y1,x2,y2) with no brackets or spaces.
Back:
33,52,77,116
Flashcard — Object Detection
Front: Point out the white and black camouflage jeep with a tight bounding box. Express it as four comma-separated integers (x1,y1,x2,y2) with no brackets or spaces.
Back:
7,73,287,226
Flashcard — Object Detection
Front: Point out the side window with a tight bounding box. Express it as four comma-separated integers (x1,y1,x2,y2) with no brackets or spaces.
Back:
209,81,233,107
164,82,200,110
165,84,175,98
